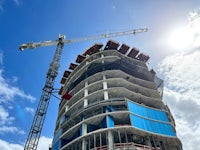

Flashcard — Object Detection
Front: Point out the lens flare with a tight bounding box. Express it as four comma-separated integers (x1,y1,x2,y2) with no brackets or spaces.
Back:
169,27,194,50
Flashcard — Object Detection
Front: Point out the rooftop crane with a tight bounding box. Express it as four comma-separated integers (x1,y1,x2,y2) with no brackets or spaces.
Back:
19,28,148,150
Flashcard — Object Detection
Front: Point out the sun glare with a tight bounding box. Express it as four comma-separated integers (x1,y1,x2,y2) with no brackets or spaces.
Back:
169,27,194,50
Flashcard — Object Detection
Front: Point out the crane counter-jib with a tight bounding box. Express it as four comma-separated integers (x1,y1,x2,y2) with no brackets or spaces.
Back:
19,40,59,51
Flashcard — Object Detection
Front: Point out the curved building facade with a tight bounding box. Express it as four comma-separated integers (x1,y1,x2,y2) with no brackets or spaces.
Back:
52,41,182,150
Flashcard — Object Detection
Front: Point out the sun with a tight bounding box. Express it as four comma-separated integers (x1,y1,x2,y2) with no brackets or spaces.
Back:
169,27,194,50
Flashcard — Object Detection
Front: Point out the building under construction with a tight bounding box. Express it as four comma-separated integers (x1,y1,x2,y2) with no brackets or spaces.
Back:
52,40,182,150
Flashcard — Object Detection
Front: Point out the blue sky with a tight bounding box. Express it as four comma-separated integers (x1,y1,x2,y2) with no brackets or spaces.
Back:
0,0,200,149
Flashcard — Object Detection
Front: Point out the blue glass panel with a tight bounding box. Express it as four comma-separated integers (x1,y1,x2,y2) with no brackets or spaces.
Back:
52,141,59,150
128,101,147,117
102,117,107,128
107,115,114,127
80,125,82,135
164,123,176,136
151,120,176,136
52,129,61,145
130,114,152,132
151,120,161,134
107,105,112,112
147,108,168,122
88,124,97,132
128,100,169,122
130,114,176,137
60,139,69,148
128,101,176,137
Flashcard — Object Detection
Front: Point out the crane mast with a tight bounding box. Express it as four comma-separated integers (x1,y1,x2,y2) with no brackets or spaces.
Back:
20,28,148,150
24,35,65,150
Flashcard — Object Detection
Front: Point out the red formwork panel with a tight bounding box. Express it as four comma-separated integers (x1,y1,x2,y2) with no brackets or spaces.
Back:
63,70,71,78
69,63,78,70
82,43,103,56
127,47,139,58
137,53,150,62
60,78,66,84
104,40,120,50
76,54,86,63
119,43,130,54
58,86,63,95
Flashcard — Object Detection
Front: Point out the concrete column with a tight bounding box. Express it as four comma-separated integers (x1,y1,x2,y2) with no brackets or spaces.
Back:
103,75,109,100
94,134,96,148
147,136,152,149
101,54,104,63
152,136,157,149
82,138,86,150
85,81,88,87
162,140,167,150
108,130,114,150
65,105,69,112
118,130,121,143
84,99,88,108
104,91,109,100
82,80,89,149
84,81,88,108
82,123,87,150
103,81,107,89
82,123,87,135
84,88,88,97
100,133,102,148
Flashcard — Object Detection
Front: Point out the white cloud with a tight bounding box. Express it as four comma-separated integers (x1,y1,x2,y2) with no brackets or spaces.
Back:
0,105,15,125
0,136,52,150
160,50,200,103
0,69,36,103
159,50,200,150
0,53,36,137
0,63,49,147
0,126,25,135
37,136,52,150
189,10,200,48
163,88,200,150
24,107,34,116
168,9,200,51
0,139,23,150
176,118,200,149
157,10,200,150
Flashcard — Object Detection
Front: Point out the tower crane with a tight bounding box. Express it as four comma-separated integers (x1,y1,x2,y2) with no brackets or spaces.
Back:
19,28,148,150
